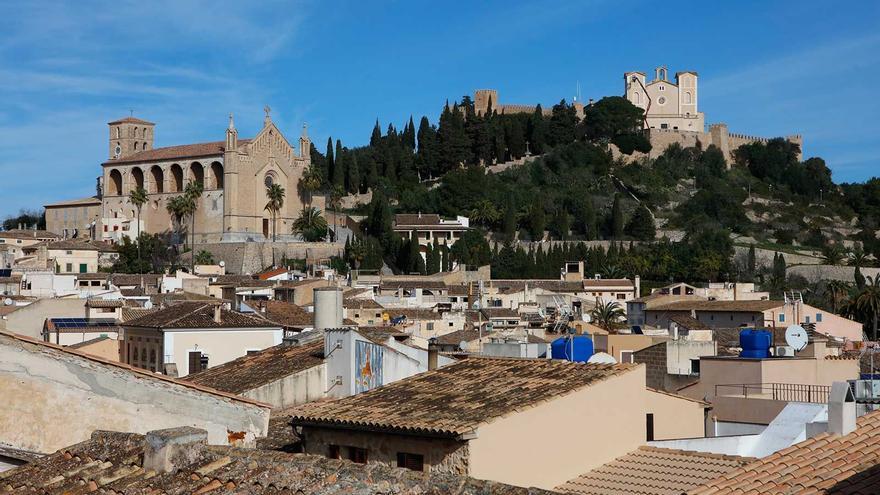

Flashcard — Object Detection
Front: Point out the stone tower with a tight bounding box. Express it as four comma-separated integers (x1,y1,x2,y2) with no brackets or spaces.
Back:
474,89,499,116
108,116,154,160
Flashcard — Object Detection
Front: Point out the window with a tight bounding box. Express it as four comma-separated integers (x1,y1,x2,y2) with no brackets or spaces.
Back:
397,452,424,471
816,313,823,322
620,351,634,363
188,351,207,374
617,293,626,299
328,445,341,460
66,250,73,255
348,447,368,464
79,264,87,273
690,359,701,375
684,92,692,104
65,263,72,273
246,350,260,356
426,322,434,331
646,413,654,441
660,123,669,129
779,314,785,322
805,316,811,324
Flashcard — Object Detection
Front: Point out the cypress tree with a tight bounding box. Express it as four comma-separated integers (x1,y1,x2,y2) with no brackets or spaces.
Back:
417,116,438,180
333,140,345,188
747,245,756,275
528,105,546,154
325,137,335,189
528,201,546,241
611,195,624,239
370,120,382,147
347,153,360,194
582,199,598,240
503,202,517,241
625,205,655,241
403,116,416,149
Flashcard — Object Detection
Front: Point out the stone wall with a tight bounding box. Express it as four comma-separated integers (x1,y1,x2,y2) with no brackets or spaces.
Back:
189,241,343,274
300,427,469,475
244,363,326,409
633,341,699,393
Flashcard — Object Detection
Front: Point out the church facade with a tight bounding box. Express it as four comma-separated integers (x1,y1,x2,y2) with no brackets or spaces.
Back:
624,66,705,132
99,109,312,244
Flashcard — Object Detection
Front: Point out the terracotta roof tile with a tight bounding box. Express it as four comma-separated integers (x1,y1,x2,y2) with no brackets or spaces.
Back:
43,195,102,207
103,139,250,164
652,300,784,313
186,340,324,394
290,358,639,437
254,300,313,327
107,116,154,125
690,409,880,494
394,213,443,226
122,301,277,329
0,229,61,240
0,430,553,494
558,446,754,495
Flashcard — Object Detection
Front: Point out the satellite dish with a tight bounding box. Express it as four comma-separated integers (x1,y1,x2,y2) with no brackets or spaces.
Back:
3,298,12,306
587,352,617,364
143,301,153,309
785,325,808,352
459,340,469,352
219,261,225,267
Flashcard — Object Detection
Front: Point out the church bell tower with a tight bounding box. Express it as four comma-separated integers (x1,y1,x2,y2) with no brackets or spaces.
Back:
108,116,154,160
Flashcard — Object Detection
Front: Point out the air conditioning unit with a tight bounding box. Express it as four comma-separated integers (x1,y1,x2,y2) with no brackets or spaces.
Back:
774,346,795,357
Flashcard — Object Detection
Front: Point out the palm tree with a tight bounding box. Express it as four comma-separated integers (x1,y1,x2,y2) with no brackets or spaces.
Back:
298,165,322,207
264,183,286,242
183,181,203,271
470,199,500,228
129,187,148,272
166,195,188,248
849,242,868,267
856,275,880,340
590,300,626,332
826,280,851,314
293,206,328,242
328,185,344,242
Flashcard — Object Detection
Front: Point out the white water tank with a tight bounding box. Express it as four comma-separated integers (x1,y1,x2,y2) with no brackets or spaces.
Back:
314,287,343,330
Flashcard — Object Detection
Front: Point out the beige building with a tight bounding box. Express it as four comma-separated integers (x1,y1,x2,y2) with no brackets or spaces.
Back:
97,109,311,245
291,358,706,489
625,66,704,132
0,229,60,265
20,239,116,274
392,213,469,257
120,301,282,376
44,196,102,239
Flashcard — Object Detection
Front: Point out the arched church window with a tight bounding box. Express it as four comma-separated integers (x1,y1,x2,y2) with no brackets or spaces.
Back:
634,92,641,104
684,92,692,104
116,127,121,139
264,174,274,188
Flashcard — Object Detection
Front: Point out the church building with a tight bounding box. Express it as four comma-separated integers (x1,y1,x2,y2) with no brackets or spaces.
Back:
99,108,312,244
624,66,704,132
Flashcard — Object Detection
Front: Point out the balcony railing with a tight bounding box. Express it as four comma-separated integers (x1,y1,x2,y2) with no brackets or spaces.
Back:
715,383,830,404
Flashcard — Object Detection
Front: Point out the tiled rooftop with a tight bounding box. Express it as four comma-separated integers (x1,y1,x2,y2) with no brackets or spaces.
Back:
669,314,710,330
0,229,60,240
557,446,754,495
394,213,443,226
111,273,162,286
103,139,251,164
122,301,277,329
255,300,313,327
651,300,783,313
0,430,553,494
186,340,324,394
291,358,638,437
690,408,880,494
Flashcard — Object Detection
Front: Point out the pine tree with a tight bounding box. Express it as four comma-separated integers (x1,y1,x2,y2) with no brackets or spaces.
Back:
611,195,624,239
625,205,655,241
333,140,345,188
505,118,526,159
438,103,471,172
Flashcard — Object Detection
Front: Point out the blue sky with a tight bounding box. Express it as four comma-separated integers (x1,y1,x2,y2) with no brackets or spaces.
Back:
1,0,878,218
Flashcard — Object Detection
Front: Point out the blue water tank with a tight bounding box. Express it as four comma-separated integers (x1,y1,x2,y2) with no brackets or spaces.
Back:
551,336,594,363
739,329,772,358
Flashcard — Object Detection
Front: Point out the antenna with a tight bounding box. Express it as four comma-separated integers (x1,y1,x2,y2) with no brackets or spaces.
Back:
785,324,808,352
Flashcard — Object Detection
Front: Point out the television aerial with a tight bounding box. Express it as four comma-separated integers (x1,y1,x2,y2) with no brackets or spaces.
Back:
785,324,808,352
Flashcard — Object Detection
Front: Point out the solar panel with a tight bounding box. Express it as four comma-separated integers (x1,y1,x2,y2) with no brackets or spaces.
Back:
50,318,118,329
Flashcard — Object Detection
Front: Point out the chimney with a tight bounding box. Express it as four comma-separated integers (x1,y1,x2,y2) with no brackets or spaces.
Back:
428,338,439,370
828,381,856,436
213,304,222,324
634,275,641,297
143,427,207,473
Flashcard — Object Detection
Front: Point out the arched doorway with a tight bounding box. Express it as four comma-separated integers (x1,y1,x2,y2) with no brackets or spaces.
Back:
150,166,164,194
109,169,123,196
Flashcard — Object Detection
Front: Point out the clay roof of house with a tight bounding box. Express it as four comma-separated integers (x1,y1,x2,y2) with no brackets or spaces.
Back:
256,266,288,280
690,409,880,494
393,213,443,225
383,308,444,320
84,298,124,308
651,300,783,313
481,307,520,318
208,273,263,286
583,278,635,288
24,239,116,252
0,305,20,316
290,358,638,437
68,335,111,349
0,430,552,494
557,446,754,495
669,314,710,330
186,340,325,394
0,330,268,407
254,300,313,327
120,307,158,321
490,279,585,294
122,302,277,329
647,387,711,406
447,284,470,296
0,275,21,284
343,298,383,309
107,116,154,125
43,196,102,207
102,139,251,165
111,273,161,286
76,272,110,280
0,229,61,240
379,280,448,290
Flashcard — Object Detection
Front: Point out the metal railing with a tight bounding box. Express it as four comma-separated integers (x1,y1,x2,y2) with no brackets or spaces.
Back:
715,383,830,404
